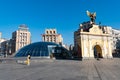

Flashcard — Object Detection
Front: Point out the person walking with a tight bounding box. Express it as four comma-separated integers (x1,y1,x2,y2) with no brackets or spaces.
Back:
26,55,31,66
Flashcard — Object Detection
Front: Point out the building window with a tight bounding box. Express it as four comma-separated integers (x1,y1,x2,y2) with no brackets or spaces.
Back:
46,31,48,34
54,38,56,42
54,31,55,34
47,38,48,40
50,31,52,34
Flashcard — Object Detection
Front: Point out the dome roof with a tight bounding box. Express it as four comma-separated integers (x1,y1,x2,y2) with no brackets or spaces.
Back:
15,42,71,59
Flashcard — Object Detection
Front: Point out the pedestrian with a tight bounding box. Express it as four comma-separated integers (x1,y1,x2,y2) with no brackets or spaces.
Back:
27,55,31,66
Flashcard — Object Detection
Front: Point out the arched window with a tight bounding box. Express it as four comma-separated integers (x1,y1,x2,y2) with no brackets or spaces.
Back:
46,31,48,34
50,31,52,34
53,31,55,34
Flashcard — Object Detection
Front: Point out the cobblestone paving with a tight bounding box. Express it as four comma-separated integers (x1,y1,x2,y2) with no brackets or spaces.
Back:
0,58,120,80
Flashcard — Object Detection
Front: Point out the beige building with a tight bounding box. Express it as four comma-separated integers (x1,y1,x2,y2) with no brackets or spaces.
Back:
74,11,113,59
74,21,113,59
42,29,63,45
11,24,31,54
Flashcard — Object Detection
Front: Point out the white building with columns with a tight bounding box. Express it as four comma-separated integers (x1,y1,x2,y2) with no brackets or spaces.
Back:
74,22,113,59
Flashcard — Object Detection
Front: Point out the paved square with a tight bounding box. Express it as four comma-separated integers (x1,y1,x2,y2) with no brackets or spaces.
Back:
0,58,120,80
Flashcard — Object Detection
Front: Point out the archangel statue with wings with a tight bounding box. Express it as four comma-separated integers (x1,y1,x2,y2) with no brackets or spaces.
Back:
86,10,96,24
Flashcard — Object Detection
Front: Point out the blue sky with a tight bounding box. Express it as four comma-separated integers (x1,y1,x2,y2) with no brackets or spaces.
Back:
0,0,120,45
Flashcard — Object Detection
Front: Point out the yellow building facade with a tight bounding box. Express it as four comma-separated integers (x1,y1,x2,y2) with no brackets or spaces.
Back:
74,24,113,59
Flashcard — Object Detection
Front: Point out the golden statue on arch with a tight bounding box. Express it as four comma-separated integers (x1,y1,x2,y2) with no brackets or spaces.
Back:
86,10,96,24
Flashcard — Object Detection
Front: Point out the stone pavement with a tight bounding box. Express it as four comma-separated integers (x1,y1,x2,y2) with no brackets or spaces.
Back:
0,58,120,80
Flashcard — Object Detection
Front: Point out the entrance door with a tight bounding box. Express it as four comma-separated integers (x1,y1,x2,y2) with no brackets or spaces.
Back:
94,45,103,58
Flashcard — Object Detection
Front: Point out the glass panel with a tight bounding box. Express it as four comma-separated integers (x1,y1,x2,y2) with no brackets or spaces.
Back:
15,42,71,59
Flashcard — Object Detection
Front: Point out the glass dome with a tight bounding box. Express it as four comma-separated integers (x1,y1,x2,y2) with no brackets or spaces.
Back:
15,42,72,59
